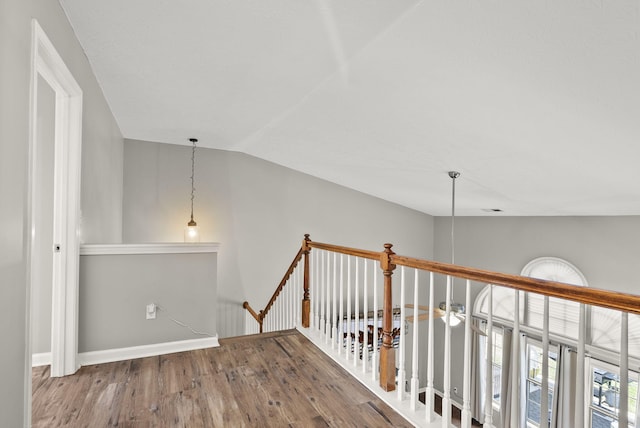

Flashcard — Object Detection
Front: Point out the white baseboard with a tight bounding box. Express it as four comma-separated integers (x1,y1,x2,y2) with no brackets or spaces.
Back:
78,336,220,366
32,352,52,367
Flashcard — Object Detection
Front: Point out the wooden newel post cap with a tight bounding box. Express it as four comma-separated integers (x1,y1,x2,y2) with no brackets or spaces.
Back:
381,243,396,272
302,234,311,251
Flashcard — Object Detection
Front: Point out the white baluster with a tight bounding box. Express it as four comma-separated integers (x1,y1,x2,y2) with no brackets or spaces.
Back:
286,276,291,329
398,266,406,400
442,275,452,427
294,264,299,327
324,253,331,344
410,268,420,410
346,256,352,361
311,249,317,331
363,259,369,373
576,303,586,427
461,279,472,427
298,263,302,326
288,278,293,328
354,258,360,368
266,308,270,333
510,290,520,428
278,289,282,331
332,252,338,349
320,250,325,337
338,254,344,355
372,266,378,382
290,275,294,328
620,312,629,427
541,295,549,428
483,284,494,428
425,271,435,423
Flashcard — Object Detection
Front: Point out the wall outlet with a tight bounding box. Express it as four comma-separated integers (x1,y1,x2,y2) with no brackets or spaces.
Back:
146,303,156,320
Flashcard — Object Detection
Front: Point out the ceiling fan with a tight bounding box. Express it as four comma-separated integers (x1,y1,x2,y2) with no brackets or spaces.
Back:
403,171,486,337
405,303,486,336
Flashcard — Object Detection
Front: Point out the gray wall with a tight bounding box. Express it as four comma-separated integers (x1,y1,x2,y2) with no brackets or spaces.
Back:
0,0,123,425
431,216,640,399
122,139,435,338
79,252,217,352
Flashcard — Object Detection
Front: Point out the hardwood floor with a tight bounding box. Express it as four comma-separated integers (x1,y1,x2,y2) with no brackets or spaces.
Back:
32,330,412,427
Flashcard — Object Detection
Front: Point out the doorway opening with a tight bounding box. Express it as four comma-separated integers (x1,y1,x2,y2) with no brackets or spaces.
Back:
26,18,83,423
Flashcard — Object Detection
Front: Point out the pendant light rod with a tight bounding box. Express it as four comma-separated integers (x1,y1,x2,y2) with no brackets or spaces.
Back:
449,171,460,266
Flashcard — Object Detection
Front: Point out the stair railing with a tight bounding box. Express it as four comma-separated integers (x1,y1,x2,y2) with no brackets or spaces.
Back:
243,240,306,334
244,234,640,427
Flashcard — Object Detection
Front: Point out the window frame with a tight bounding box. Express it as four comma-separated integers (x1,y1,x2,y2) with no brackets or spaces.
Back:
586,358,640,428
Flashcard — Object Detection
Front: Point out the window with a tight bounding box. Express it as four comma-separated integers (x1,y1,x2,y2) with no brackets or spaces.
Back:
525,341,557,427
589,360,639,428
491,329,504,409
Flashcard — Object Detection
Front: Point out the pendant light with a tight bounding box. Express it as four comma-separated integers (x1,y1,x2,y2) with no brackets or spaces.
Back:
440,171,463,326
184,138,200,242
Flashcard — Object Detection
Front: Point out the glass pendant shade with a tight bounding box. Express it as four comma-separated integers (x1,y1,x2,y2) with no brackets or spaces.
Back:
184,219,200,242
447,314,462,327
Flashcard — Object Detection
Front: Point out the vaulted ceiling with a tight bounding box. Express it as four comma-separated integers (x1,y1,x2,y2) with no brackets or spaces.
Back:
60,0,640,216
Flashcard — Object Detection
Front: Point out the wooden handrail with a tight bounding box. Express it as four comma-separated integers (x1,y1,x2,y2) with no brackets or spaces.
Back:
391,254,640,315
307,241,380,261
304,239,640,315
242,301,261,324
260,247,305,322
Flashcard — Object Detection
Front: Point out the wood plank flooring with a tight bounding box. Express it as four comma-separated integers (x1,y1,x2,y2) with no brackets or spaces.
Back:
32,330,412,427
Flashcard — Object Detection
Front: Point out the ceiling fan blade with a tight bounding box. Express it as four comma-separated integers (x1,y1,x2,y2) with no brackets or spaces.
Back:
404,303,432,311
406,310,445,323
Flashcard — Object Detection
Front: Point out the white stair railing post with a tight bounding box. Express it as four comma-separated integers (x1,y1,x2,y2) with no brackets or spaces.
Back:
410,269,420,410
510,290,520,428
575,304,586,427
425,271,436,423
541,295,549,428
362,259,369,372
320,250,326,337
372,266,379,382
483,284,494,428
398,266,406,400
620,311,629,428
354,257,360,368
461,279,472,428
346,256,352,361
312,249,319,331
332,252,338,349
338,254,344,355
442,275,453,427
325,251,331,343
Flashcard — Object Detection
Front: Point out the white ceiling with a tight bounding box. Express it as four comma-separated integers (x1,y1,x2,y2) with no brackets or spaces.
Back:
60,0,640,216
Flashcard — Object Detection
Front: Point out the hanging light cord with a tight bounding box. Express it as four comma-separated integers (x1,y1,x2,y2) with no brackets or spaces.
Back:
189,138,197,224
449,171,460,265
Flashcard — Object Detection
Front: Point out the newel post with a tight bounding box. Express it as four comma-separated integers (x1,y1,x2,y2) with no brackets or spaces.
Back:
379,243,396,391
301,234,311,328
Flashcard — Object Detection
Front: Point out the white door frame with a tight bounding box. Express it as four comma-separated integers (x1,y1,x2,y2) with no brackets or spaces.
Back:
26,18,83,387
